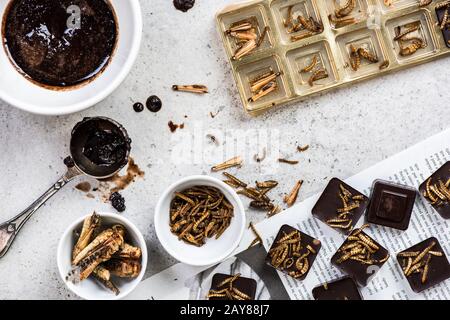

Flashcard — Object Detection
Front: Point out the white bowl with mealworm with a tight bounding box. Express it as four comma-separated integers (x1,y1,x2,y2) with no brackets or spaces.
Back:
155,175,246,266
57,212,147,300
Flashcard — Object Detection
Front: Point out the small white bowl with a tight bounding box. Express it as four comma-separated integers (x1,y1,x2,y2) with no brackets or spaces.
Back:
154,175,246,266
57,212,148,300
0,0,142,115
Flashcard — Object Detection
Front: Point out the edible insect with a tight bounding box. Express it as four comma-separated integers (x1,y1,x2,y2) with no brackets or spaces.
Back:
379,60,390,70
357,48,379,63
250,71,281,93
335,0,356,18
211,156,242,171
284,180,304,207
253,148,267,163
350,45,361,71
308,69,328,86
72,212,101,262
297,144,310,152
399,241,442,283
169,186,234,246
300,56,318,73
248,222,263,247
223,172,247,188
248,81,277,102
172,85,208,94
226,22,253,34
278,158,299,165
207,274,252,300
283,5,294,27
399,39,424,56
394,25,419,41
232,39,257,60
440,8,449,30
103,258,141,278
229,30,257,41
92,266,120,295
325,184,362,231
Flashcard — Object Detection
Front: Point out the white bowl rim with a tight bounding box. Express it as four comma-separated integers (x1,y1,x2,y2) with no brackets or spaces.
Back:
57,211,148,300
0,1,143,116
154,175,246,266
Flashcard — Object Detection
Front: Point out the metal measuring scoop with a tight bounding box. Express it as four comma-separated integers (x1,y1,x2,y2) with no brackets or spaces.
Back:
0,116,131,258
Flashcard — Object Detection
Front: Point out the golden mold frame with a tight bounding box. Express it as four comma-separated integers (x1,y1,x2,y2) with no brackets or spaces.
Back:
216,0,450,116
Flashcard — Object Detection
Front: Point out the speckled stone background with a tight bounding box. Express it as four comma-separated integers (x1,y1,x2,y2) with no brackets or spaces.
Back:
0,0,449,299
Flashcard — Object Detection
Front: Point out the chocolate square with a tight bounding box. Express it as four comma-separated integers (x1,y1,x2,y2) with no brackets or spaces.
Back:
419,161,450,219
436,6,450,48
397,237,450,293
366,180,416,230
266,224,321,281
208,273,257,300
331,226,390,287
312,178,369,234
312,276,362,300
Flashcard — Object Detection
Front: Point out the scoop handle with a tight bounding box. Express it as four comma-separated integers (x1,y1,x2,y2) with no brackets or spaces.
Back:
0,166,81,259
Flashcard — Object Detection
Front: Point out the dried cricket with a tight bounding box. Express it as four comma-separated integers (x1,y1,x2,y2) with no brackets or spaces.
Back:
328,14,356,28
248,81,277,102
207,274,253,300
284,180,303,207
300,56,318,73
250,70,281,93
335,0,356,18
357,48,379,63
211,156,242,171
172,85,208,94
308,69,328,86
379,60,390,70
68,212,143,295
103,258,142,278
419,0,433,7
169,186,234,246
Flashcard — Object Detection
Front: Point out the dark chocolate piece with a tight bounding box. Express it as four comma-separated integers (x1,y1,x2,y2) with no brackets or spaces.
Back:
436,5,450,48
397,237,450,293
331,225,390,286
173,0,195,12
312,178,369,234
312,276,362,300
266,224,321,281
146,95,162,113
109,192,126,212
208,273,257,300
3,0,117,87
366,180,416,230
419,161,450,219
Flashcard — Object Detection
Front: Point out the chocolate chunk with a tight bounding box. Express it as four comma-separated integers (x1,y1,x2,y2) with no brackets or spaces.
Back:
146,95,162,113
173,0,195,12
331,226,389,286
419,161,450,219
397,237,450,293
266,224,321,281
133,102,144,113
436,6,450,48
366,180,416,230
312,178,369,234
208,273,257,300
312,277,362,300
109,192,126,212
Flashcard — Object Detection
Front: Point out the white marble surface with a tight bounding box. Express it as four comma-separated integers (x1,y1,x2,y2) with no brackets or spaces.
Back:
0,0,449,299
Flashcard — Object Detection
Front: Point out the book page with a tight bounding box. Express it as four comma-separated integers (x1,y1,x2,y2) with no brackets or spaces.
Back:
255,128,450,300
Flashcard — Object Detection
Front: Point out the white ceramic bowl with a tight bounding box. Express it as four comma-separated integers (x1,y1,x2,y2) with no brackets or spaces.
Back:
154,175,246,266
0,0,142,115
57,212,148,300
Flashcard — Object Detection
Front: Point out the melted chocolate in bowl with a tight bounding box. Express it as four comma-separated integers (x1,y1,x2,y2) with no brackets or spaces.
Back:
2,0,118,88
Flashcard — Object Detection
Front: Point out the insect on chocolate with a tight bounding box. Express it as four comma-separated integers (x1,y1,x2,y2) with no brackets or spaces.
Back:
216,0,450,115
266,224,321,280
419,161,450,219
207,273,257,300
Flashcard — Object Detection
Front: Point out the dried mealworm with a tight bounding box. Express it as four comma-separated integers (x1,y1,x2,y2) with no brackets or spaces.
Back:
278,158,299,165
226,22,253,34
291,31,315,42
300,55,318,73
394,25,419,41
284,180,304,207
211,156,243,171
172,85,208,94
335,0,356,18
297,144,309,152
379,60,390,70
308,69,328,86
248,81,277,102
222,172,247,188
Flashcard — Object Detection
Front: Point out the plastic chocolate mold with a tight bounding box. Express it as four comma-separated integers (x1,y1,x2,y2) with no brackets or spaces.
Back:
216,0,450,116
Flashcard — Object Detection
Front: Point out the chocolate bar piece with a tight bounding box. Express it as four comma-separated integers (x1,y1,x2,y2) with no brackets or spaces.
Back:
312,276,362,300
208,273,257,300
266,224,321,281
419,161,450,219
436,5,450,48
331,225,390,286
312,178,369,234
397,237,450,293
366,180,416,230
